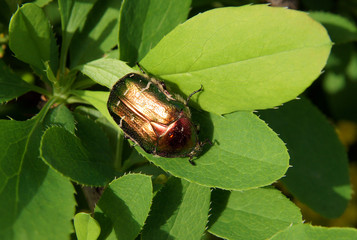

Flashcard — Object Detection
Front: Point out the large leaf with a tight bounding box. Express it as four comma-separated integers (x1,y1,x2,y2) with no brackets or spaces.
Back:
119,0,191,65
259,98,352,218
78,58,134,88
9,3,59,80
70,0,123,67
140,5,332,114
0,100,75,240
142,177,210,239
269,224,357,240
0,60,35,103
139,110,289,190
94,174,153,240
40,113,117,186
208,187,302,240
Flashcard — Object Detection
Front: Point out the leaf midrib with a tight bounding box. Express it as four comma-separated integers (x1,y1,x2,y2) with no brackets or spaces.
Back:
14,98,56,215
158,43,331,78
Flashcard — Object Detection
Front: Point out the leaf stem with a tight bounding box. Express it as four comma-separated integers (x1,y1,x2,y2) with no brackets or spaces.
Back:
115,130,124,171
59,39,68,81
30,85,51,97
38,96,60,121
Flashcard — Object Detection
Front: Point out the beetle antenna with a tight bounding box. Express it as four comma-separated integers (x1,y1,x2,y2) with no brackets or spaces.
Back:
136,62,146,74
186,85,203,105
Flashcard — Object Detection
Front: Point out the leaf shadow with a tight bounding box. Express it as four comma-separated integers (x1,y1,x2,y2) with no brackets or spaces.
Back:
207,188,230,229
142,177,183,239
95,187,142,240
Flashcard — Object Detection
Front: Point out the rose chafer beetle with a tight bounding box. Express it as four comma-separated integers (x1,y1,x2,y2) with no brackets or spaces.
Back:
107,69,206,165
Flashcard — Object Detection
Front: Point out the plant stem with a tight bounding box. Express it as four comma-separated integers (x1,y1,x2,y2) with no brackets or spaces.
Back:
59,36,69,81
115,130,124,171
38,96,59,122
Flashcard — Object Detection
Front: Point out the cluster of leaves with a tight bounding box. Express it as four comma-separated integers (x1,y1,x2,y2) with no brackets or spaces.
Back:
0,0,356,239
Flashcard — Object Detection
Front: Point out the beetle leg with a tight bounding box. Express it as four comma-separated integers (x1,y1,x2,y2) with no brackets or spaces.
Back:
152,78,176,101
200,139,213,147
119,116,125,128
186,85,203,105
188,156,196,166
140,81,152,94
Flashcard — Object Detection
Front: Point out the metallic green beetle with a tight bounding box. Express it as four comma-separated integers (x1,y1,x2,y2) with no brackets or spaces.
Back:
107,72,205,165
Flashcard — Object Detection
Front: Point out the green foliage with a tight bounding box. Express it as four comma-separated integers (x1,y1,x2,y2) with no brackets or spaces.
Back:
77,58,134,88
40,113,118,186
142,177,210,239
309,12,357,44
0,100,75,239
118,0,191,65
208,187,302,240
269,224,357,240
0,1,354,239
140,5,332,114
70,0,122,67
9,3,58,81
74,212,101,240
94,174,153,240
260,98,352,218
0,60,37,103
140,110,289,190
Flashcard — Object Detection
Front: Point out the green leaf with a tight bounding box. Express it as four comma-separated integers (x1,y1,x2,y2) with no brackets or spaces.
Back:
140,110,289,190
72,90,117,127
309,12,357,44
208,187,302,240
269,224,357,240
0,60,34,103
74,106,126,171
74,212,101,240
0,100,75,239
142,177,210,240
94,174,153,240
44,104,76,133
9,3,59,80
140,5,332,114
58,0,97,57
70,0,123,67
259,98,351,218
34,0,53,7
78,58,134,88
59,0,97,33
119,0,191,65
40,113,117,186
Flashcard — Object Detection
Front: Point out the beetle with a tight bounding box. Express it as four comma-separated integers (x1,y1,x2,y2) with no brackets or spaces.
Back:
107,70,207,165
